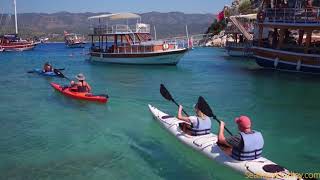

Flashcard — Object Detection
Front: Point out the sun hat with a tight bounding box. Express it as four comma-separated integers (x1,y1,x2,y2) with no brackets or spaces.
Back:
235,115,251,129
75,73,85,81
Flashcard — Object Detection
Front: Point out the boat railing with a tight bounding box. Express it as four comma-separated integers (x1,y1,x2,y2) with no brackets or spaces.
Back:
264,8,320,24
226,41,252,48
93,23,150,35
90,36,189,54
160,36,191,48
254,40,320,54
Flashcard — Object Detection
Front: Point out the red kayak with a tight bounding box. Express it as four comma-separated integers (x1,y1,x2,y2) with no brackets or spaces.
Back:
51,82,108,103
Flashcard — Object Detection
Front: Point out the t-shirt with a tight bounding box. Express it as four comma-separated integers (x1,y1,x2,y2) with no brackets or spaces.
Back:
188,115,211,130
226,134,244,150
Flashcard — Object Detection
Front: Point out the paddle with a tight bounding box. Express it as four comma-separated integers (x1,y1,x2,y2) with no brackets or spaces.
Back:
197,96,233,136
160,84,189,116
27,68,65,73
160,84,233,136
53,69,71,80
87,94,109,98
97,94,109,98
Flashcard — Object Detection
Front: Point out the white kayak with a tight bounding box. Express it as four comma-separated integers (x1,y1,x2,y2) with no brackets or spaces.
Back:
148,104,302,180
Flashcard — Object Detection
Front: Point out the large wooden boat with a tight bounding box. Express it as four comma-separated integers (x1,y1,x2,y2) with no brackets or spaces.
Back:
0,0,37,52
0,34,37,51
64,31,86,48
87,13,189,65
253,0,320,73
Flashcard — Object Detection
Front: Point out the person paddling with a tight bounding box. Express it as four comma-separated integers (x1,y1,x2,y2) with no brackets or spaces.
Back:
43,62,53,73
217,116,264,161
70,73,92,93
177,103,212,136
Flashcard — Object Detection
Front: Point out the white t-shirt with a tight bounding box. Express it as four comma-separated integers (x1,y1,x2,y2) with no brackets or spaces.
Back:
189,115,212,130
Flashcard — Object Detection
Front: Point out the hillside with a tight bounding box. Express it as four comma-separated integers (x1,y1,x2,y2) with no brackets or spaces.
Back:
0,11,215,41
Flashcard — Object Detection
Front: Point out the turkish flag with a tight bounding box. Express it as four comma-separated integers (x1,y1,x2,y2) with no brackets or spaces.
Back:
217,10,225,22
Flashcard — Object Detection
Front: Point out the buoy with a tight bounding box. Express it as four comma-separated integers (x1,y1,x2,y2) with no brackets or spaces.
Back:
162,43,169,50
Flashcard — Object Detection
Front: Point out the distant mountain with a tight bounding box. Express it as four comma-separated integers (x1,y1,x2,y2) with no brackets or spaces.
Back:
0,12,215,41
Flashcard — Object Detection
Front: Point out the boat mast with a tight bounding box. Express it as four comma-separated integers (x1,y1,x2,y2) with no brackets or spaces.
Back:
153,26,157,40
13,0,18,34
185,25,189,48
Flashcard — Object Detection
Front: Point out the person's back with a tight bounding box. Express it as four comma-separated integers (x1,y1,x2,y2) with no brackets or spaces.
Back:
76,80,91,93
188,115,212,136
231,130,264,161
43,62,53,72
70,73,91,93
218,116,264,161
177,104,212,136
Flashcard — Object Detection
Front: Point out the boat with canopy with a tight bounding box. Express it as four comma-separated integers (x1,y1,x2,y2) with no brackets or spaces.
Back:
87,13,190,65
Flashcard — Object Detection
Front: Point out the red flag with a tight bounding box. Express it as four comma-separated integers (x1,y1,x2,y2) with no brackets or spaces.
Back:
217,10,225,22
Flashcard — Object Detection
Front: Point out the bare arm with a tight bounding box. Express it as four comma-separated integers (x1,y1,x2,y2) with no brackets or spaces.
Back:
86,83,92,92
177,105,191,123
218,121,232,147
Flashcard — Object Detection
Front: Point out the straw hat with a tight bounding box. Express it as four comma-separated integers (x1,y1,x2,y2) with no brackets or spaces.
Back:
75,73,85,81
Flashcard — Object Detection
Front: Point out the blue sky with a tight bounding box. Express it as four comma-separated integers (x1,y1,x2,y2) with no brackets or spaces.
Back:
1,0,233,14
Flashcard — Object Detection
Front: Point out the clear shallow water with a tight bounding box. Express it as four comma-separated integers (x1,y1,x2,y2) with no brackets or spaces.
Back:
0,43,319,180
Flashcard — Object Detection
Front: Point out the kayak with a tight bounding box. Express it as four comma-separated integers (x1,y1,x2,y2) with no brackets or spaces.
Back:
148,104,301,180
32,69,57,76
51,82,108,103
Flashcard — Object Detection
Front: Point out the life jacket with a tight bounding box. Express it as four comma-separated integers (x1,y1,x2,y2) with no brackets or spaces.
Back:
231,131,264,161
186,116,211,136
77,81,89,93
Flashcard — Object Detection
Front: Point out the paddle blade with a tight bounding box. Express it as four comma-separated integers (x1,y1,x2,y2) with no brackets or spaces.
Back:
197,96,214,117
95,94,109,98
160,84,173,101
27,70,35,73
53,69,65,78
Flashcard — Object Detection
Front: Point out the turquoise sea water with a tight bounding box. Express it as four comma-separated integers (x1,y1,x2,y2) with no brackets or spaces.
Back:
0,43,319,180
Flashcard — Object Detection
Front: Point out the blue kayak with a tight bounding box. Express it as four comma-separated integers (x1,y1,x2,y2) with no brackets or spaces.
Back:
32,69,57,77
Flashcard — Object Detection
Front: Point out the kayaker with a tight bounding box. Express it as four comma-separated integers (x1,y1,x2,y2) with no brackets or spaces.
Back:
177,104,212,136
70,73,92,93
43,62,53,72
217,116,264,161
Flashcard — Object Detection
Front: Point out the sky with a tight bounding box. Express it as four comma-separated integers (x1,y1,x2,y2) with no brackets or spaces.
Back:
1,0,233,14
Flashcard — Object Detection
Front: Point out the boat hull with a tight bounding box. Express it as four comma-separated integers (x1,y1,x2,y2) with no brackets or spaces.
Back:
66,43,86,48
226,48,253,57
89,48,188,65
255,56,320,74
225,42,253,57
254,47,320,74
1,43,36,52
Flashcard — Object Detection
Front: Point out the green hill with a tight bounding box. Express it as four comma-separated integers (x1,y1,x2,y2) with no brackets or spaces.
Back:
0,11,215,41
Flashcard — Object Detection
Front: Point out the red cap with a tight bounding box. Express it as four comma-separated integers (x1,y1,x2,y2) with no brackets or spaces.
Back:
235,116,251,129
